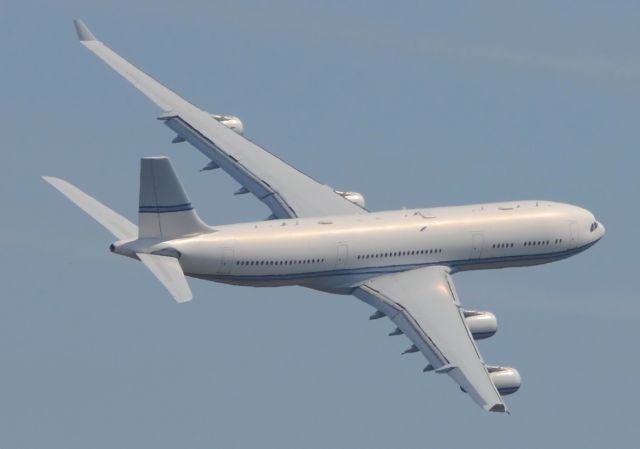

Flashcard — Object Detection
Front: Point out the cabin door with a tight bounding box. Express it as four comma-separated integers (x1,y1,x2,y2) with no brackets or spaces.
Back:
470,233,484,259
218,247,235,274
335,243,349,270
569,221,578,248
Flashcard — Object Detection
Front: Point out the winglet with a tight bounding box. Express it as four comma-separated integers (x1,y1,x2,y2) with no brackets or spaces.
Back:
487,403,508,413
73,19,96,41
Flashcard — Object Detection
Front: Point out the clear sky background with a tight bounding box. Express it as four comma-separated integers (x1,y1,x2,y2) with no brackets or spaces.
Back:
1,1,638,448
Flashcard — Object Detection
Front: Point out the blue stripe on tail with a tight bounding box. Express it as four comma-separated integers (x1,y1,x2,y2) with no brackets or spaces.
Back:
139,203,193,213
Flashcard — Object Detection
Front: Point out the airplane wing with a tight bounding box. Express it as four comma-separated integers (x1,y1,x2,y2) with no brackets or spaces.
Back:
353,266,508,412
73,19,367,219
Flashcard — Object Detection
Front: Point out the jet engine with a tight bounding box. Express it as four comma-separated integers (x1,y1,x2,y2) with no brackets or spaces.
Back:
335,190,366,208
212,114,244,135
488,366,521,395
463,310,497,340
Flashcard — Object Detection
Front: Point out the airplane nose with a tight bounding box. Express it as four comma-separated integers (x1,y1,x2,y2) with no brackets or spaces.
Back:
597,221,605,236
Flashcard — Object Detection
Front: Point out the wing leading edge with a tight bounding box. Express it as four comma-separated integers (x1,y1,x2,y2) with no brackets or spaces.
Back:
73,19,367,219
353,266,508,413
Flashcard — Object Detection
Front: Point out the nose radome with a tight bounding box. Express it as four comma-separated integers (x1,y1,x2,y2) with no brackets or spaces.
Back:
597,221,606,236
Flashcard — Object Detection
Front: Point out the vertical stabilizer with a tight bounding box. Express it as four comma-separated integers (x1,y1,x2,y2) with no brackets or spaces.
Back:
139,157,211,238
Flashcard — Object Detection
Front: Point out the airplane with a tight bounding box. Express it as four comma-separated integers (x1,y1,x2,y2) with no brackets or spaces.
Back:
44,19,606,413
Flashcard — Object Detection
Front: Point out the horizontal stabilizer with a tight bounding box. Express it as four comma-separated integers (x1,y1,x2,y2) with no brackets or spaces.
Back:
43,176,137,240
137,253,192,303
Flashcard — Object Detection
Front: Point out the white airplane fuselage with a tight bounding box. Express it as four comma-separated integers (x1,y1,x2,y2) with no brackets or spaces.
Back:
56,19,609,411
115,200,604,294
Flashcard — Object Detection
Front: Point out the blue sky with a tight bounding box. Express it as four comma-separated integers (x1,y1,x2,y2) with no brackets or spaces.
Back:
1,1,638,448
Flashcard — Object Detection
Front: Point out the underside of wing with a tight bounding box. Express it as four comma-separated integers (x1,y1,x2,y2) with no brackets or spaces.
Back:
353,266,519,413
73,19,367,219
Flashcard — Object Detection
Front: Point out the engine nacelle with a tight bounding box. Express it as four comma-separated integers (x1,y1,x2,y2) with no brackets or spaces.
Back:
488,366,521,396
212,114,244,135
463,310,497,340
335,190,366,208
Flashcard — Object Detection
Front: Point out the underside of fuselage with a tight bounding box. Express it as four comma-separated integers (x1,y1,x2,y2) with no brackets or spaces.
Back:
184,236,601,294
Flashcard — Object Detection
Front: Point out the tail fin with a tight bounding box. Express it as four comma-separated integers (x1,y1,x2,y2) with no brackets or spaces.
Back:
138,157,211,238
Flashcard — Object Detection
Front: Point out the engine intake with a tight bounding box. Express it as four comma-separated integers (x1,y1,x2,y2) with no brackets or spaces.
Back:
212,114,244,135
488,366,521,396
463,310,497,340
